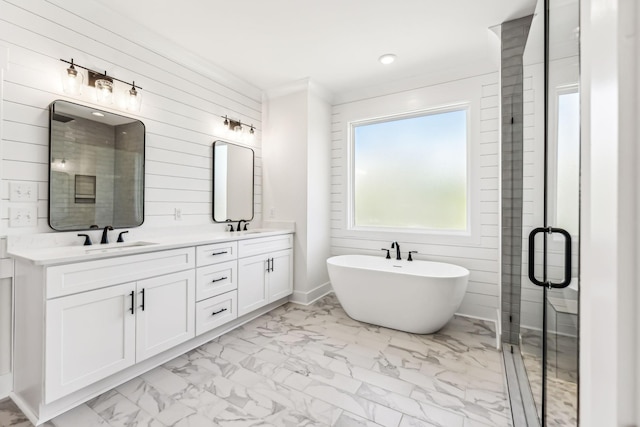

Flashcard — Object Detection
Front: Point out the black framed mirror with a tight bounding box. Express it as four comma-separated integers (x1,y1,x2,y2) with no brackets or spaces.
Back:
49,100,145,231
212,140,254,223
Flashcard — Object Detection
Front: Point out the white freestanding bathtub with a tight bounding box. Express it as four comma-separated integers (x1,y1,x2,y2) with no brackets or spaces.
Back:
327,255,469,334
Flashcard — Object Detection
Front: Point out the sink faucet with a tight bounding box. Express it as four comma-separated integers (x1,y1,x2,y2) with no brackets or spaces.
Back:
101,225,113,244
237,220,248,231
391,241,401,260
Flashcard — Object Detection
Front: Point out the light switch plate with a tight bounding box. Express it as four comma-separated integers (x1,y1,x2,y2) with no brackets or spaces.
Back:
9,206,37,227
9,182,38,202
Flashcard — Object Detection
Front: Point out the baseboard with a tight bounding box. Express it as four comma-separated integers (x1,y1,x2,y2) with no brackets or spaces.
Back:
0,372,11,400
289,282,333,306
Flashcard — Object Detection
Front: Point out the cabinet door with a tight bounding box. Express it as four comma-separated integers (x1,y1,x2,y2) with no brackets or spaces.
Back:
268,249,293,302
45,282,136,403
237,254,268,316
136,270,195,361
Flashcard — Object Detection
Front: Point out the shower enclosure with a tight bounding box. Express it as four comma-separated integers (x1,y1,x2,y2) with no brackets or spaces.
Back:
517,0,580,425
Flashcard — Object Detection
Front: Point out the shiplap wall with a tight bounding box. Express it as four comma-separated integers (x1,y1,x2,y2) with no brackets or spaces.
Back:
330,73,501,322
0,0,262,235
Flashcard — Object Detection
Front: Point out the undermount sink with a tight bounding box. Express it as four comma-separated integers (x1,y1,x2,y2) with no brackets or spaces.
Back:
85,241,157,253
237,228,276,235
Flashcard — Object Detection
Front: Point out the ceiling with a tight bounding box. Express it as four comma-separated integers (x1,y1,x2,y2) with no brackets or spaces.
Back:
94,0,536,97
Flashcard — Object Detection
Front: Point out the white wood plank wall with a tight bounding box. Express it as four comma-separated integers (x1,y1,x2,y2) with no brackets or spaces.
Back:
330,73,501,322
0,0,263,235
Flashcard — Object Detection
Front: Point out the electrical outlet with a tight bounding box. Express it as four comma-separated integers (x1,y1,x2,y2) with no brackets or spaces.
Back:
9,182,38,202
9,206,37,227
174,207,182,220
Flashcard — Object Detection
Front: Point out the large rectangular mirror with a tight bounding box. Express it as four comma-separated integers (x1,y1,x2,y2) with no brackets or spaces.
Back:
49,100,145,231
212,141,254,223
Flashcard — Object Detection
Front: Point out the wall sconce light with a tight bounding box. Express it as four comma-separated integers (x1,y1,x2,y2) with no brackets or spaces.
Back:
60,59,142,110
220,115,255,142
61,59,84,96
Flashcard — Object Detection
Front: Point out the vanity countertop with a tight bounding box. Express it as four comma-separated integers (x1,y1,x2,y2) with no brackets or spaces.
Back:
8,229,292,266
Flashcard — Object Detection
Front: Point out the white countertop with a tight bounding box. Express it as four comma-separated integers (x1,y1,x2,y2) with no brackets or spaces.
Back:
8,228,293,266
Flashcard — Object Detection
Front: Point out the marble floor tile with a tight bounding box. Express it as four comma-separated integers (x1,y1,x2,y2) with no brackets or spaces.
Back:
0,398,34,427
3,294,516,427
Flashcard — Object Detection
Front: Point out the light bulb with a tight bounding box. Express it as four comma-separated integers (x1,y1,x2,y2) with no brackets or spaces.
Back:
95,79,113,104
125,82,141,111
62,60,83,96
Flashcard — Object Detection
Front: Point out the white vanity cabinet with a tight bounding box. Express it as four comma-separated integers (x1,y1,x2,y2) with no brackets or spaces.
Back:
11,231,293,425
45,282,137,402
46,270,197,403
195,241,238,335
238,235,293,316
14,247,196,407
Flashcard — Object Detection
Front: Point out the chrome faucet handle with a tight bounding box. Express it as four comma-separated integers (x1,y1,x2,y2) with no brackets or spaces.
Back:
407,251,418,262
380,248,391,259
117,231,129,243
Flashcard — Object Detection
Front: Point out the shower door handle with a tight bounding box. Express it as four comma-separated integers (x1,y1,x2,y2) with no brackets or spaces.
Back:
528,227,572,288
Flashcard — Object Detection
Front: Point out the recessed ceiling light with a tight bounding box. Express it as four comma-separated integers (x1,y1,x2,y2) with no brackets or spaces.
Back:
92,112,104,117
378,54,397,65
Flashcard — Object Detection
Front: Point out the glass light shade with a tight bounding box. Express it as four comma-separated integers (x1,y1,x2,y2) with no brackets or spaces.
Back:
95,79,113,104
125,85,142,111
62,66,83,96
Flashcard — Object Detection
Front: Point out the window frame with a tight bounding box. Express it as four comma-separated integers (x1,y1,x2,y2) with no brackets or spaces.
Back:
347,102,473,237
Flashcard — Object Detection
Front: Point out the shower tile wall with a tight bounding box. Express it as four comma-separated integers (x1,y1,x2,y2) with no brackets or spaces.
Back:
501,15,533,345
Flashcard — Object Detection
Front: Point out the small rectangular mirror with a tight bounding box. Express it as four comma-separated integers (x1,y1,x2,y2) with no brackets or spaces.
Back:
212,141,254,222
49,100,145,231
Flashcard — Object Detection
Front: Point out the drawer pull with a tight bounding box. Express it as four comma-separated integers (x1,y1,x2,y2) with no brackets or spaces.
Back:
211,251,228,256
212,307,228,316
211,276,228,283
140,288,145,311
129,291,135,315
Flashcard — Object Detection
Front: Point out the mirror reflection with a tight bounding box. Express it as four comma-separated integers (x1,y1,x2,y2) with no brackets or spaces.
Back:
49,100,145,231
212,141,254,223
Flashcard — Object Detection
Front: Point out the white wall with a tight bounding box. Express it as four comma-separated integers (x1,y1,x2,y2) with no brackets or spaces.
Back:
262,80,331,304
0,0,263,237
330,73,501,322
580,0,639,424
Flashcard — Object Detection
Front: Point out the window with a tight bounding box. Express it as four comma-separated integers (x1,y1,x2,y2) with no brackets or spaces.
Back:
351,107,468,232
554,90,579,236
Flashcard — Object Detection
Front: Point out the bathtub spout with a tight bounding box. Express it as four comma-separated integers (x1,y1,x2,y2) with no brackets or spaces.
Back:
391,241,401,260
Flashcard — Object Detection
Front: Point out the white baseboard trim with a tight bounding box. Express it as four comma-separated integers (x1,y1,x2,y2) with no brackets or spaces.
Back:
0,372,11,400
289,282,333,306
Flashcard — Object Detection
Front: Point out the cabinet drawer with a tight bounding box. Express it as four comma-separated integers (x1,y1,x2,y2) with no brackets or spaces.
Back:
196,241,237,267
196,291,237,335
46,248,195,299
238,234,293,258
196,261,237,301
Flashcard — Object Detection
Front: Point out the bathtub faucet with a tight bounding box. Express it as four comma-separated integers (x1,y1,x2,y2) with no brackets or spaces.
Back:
391,241,401,260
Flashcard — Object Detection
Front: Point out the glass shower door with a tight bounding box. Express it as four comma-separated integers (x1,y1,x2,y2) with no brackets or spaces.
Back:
520,0,579,425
